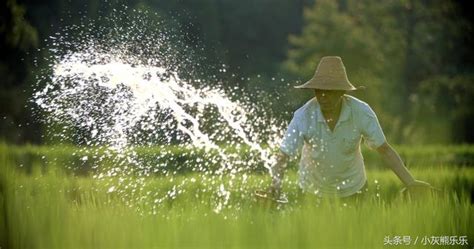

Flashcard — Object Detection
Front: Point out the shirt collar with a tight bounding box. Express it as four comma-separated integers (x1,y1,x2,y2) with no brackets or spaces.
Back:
316,95,350,123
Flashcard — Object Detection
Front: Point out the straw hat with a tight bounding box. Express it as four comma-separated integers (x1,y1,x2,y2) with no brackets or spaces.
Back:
294,56,358,90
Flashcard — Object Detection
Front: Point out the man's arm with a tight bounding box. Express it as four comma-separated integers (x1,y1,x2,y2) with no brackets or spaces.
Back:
269,151,289,196
376,142,431,188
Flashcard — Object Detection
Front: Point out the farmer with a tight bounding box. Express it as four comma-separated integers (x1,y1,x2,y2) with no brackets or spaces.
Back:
269,56,431,200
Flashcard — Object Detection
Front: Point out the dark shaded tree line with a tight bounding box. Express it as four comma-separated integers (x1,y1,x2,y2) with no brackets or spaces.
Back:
1,0,473,144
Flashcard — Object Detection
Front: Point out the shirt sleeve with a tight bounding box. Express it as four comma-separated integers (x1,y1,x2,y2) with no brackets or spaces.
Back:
360,105,386,150
280,113,304,157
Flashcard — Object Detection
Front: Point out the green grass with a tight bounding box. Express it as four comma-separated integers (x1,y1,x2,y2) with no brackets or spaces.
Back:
2,143,474,176
1,146,473,249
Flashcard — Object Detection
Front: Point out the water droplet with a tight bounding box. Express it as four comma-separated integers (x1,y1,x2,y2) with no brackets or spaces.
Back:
108,186,115,193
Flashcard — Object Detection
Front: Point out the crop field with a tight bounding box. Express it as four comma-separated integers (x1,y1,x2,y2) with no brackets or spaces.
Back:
1,144,473,249
3,1,474,249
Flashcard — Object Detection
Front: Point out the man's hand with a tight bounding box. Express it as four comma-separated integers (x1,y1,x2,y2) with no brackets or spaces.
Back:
254,178,282,201
377,142,438,196
254,151,288,202
269,152,288,197
401,179,438,195
406,179,432,189
255,183,288,204
254,186,281,200
267,184,281,199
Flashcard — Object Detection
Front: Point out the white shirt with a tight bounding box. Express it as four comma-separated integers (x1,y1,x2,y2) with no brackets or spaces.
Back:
280,95,386,197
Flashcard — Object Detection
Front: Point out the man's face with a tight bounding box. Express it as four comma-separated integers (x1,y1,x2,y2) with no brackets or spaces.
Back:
314,89,345,111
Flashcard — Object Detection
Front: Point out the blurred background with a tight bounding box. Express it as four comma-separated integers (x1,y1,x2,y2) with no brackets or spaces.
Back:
1,0,473,145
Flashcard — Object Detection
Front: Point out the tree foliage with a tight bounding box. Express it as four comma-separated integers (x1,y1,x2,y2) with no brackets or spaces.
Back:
283,0,473,144
0,0,473,144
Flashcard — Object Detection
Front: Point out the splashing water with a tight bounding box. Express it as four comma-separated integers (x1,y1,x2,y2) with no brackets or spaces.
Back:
33,9,285,214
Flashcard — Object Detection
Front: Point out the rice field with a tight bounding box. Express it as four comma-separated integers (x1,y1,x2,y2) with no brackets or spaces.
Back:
1,145,473,249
